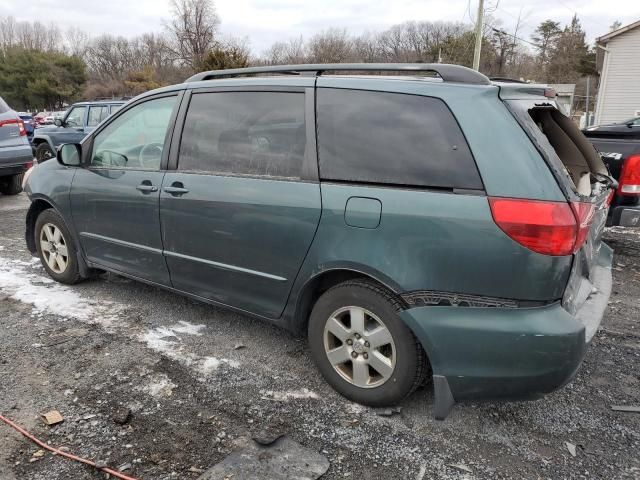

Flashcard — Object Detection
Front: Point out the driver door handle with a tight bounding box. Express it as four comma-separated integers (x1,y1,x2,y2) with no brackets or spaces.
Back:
164,182,189,196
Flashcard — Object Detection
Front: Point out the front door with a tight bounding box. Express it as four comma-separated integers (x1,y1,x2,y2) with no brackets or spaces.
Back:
70,94,180,285
57,105,88,145
161,88,321,318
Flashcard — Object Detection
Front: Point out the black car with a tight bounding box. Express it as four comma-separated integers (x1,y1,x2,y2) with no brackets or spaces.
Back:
585,116,640,139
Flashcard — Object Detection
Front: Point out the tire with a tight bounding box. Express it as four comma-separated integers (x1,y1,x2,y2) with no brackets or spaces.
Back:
35,142,55,163
34,209,82,284
0,173,23,195
308,279,427,407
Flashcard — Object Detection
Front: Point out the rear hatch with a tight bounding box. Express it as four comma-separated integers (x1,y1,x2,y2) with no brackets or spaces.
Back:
500,87,614,335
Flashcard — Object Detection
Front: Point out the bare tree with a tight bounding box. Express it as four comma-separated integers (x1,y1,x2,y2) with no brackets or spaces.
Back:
66,27,90,59
264,36,306,64
307,28,354,63
165,0,220,70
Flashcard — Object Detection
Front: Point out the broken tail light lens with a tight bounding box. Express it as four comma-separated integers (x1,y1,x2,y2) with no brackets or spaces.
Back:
571,201,596,251
618,154,640,195
489,197,580,256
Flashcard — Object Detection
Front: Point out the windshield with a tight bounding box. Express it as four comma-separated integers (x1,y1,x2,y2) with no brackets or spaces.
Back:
621,117,640,125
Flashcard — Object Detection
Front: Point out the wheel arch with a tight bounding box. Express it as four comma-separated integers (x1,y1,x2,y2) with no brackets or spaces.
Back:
26,198,55,254
32,135,54,149
289,267,408,336
26,196,92,278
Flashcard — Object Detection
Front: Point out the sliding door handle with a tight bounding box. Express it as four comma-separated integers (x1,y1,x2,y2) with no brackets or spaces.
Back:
136,183,158,193
163,183,189,196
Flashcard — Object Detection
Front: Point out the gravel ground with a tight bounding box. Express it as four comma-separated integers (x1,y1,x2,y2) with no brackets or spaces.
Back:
0,192,639,480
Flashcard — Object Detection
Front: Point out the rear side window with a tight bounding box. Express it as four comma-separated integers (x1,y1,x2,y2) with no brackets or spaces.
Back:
178,92,306,179
317,89,482,190
87,105,109,126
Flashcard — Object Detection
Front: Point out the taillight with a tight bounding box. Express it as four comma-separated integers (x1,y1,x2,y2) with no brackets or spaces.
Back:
618,154,640,195
488,197,594,256
0,118,27,136
571,201,596,251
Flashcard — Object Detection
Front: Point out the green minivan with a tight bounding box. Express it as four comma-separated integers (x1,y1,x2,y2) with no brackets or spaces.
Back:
24,64,614,419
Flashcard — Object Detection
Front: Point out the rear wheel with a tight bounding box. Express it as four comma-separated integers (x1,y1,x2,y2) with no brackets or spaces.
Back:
0,174,23,195
35,209,82,284
308,279,427,406
35,143,55,163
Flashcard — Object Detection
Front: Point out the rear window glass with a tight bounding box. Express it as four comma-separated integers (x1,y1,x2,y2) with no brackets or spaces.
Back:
316,88,482,190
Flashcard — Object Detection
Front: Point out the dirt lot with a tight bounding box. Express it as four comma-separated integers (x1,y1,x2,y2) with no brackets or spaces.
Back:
0,192,639,480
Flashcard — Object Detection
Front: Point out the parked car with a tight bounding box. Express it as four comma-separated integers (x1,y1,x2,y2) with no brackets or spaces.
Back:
17,112,36,143
0,97,33,195
24,64,614,419
32,101,125,162
585,116,640,138
583,131,640,227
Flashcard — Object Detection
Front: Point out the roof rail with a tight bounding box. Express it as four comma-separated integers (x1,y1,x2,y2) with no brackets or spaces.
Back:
185,63,492,85
489,77,528,84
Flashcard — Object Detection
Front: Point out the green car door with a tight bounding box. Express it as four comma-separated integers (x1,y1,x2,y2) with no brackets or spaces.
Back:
70,94,181,285
160,86,321,318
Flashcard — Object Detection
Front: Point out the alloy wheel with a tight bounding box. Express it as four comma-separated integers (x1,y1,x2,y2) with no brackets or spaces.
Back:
40,223,69,274
323,306,396,388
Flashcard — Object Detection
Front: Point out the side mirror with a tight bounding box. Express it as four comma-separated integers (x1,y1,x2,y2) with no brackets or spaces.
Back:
54,118,63,127
57,143,82,167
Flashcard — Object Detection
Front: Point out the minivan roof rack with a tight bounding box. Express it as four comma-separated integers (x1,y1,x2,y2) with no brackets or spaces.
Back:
185,63,492,85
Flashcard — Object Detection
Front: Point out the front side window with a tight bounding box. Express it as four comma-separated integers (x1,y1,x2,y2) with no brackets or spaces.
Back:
178,91,306,179
316,89,482,190
87,106,109,127
91,96,177,170
65,106,86,127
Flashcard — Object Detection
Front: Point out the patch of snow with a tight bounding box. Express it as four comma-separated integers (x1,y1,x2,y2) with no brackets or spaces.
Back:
141,323,239,376
171,320,206,336
0,256,122,328
261,388,320,401
144,374,176,398
199,356,240,374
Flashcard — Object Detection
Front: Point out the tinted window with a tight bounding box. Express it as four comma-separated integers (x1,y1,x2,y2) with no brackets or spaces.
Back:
87,105,109,126
179,92,306,179
91,96,176,170
65,106,86,127
317,89,482,189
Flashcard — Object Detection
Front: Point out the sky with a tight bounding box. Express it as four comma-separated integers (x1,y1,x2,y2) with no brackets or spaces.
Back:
1,0,639,55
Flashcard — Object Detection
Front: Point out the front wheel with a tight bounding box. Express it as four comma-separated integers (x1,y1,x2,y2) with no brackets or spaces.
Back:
35,209,82,284
308,279,427,407
35,142,55,163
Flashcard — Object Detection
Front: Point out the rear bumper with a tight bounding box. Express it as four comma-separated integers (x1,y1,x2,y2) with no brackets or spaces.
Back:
400,246,613,418
609,204,640,227
0,144,33,176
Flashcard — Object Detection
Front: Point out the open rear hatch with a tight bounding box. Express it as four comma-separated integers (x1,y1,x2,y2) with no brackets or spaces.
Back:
503,95,614,340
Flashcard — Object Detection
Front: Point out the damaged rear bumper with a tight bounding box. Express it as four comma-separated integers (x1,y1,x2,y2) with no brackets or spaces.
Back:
399,245,613,420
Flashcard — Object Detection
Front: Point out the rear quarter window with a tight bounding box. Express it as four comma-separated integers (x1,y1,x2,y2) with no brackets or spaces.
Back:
316,88,483,190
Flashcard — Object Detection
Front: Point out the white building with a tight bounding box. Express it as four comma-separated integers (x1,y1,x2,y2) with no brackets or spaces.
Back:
594,20,640,125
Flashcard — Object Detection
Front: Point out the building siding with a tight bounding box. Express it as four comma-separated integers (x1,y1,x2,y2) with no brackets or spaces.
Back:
595,27,640,125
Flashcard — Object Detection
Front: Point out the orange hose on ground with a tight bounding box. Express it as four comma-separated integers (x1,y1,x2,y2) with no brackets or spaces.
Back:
0,413,140,480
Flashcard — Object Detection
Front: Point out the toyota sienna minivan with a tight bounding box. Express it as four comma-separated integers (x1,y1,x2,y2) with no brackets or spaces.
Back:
24,64,614,419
